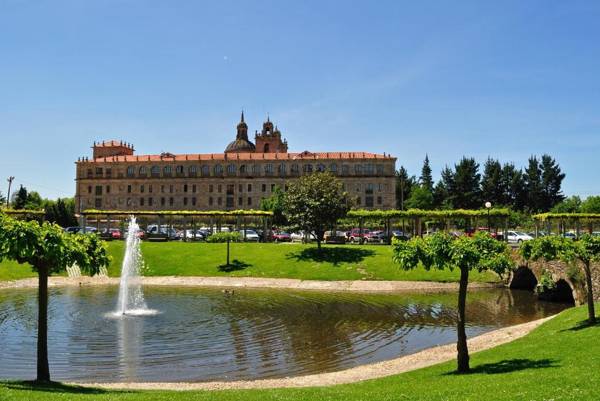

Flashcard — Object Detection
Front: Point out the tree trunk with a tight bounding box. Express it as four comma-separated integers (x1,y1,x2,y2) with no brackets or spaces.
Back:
583,261,596,324
456,267,470,373
226,239,230,266
37,264,50,382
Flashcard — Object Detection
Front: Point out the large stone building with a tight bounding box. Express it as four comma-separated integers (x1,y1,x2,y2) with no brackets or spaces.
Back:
74,114,397,213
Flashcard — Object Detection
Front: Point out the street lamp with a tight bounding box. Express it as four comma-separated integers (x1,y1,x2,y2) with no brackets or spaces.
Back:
485,201,492,232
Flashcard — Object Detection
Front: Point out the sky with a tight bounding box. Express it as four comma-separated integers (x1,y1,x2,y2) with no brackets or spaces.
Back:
1,0,599,199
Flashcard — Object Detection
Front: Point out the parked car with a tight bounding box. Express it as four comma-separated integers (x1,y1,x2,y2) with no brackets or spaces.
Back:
562,232,577,240
291,231,316,243
146,225,178,241
324,230,346,244
124,228,146,239
238,229,260,242
178,229,205,241
365,231,387,244
346,228,370,244
100,228,122,240
272,232,292,242
506,231,534,244
64,226,98,234
391,230,410,241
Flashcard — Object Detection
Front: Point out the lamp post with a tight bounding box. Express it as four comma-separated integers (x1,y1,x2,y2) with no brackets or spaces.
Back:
6,176,14,208
485,201,492,233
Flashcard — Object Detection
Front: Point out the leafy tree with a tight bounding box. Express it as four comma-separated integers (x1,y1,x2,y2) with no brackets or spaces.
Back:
433,166,454,209
551,196,582,213
25,191,43,210
284,172,350,249
449,157,481,209
581,196,600,213
481,158,503,206
419,154,434,192
393,232,513,373
524,156,544,212
395,166,416,210
406,185,434,210
260,187,288,227
500,163,526,210
540,154,565,210
12,185,28,209
521,235,600,323
0,213,109,382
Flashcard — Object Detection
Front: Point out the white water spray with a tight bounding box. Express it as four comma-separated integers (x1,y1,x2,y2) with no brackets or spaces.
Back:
114,216,155,316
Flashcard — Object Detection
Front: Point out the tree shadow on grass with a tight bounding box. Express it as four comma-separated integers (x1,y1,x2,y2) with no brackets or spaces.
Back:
218,259,252,272
444,358,559,376
561,319,600,332
2,381,127,394
286,247,376,266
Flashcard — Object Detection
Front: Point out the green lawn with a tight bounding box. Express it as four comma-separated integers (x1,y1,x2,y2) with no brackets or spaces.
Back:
1,305,598,400
0,241,499,283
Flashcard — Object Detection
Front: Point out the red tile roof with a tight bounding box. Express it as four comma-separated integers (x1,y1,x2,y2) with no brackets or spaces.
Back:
83,151,396,163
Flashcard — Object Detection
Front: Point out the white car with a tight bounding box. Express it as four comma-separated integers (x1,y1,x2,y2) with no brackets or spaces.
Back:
506,231,533,244
238,229,260,242
290,231,316,243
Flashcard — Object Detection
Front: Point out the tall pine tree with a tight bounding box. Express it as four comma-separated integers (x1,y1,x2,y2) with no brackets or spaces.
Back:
450,157,481,209
481,158,503,206
524,156,544,212
540,154,565,210
395,166,416,210
419,154,434,192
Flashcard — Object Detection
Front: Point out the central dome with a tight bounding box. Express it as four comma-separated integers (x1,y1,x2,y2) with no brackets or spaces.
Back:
225,138,256,153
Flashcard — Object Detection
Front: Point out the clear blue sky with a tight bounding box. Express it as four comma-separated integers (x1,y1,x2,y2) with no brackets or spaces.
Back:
1,0,599,199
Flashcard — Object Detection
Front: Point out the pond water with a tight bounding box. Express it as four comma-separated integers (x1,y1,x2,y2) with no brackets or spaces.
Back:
0,286,568,383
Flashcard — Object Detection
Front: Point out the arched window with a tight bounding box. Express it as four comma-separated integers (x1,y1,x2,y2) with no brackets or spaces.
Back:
342,165,349,175
176,165,184,175
264,164,273,174
240,164,247,174
201,165,210,176
329,163,338,174
354,164,363,175
163,165,172,176
214,164,223,175
227,164,236,174
303,164,313,173
139,166,147,176
365,164,374,175
316,163,326,172
251,164,259,175
188,165,197,176
264,143,270,152
127,166,135,177
291,164,299,174
151,166,160,177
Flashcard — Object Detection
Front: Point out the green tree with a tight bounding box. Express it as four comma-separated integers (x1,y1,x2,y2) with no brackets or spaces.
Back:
0,191,5,205
524,156,543,212
501,163,526,210
521,234,600,323
406,185,434,210
540,154,565,210
12,185,28,209
393,232,513,373
481,158,503,206
260,187,288,227
433,166,454,209
0,213,109,382
395,166,416,210
551,196,582,213
449,157,481,209
283,172,350,249
25,191,43,210
581,196,600,213
419,154,434,192
206,232,241,266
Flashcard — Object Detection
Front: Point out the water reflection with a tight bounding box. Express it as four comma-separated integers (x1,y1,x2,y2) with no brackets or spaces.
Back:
0,286,569,383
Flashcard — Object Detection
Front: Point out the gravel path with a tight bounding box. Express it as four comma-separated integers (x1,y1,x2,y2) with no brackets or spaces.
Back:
0,275,499,293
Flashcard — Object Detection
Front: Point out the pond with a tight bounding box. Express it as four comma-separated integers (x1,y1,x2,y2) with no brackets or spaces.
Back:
0,286,568,382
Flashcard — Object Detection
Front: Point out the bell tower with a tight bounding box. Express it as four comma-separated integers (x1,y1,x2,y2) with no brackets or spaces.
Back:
255,116,288,153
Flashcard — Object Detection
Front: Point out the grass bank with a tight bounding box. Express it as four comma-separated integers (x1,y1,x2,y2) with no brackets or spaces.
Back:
0,242,499,283
1,305,598,400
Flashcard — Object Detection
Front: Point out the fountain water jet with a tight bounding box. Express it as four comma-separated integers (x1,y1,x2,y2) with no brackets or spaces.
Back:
114,216,156,316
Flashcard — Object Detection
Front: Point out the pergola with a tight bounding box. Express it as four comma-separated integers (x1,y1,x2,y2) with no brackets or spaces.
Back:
533,213,600,237
0,209,45,220
346,208,512,242
81,209,273,241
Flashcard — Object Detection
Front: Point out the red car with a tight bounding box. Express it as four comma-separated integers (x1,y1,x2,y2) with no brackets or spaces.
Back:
346,228,370,243
273,232,291,242
101,228,122,240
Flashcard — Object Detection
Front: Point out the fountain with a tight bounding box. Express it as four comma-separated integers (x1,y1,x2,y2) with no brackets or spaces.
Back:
115,216,155,316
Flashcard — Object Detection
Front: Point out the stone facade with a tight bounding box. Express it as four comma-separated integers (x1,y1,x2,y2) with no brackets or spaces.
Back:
75,115,397,213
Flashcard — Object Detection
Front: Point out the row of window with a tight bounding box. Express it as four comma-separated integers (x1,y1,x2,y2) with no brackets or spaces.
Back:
88,163,387,179
91,194,384,209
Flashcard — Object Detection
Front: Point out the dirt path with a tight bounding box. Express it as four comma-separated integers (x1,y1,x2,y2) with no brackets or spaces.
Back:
76,316,553,391
0,275,499,293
